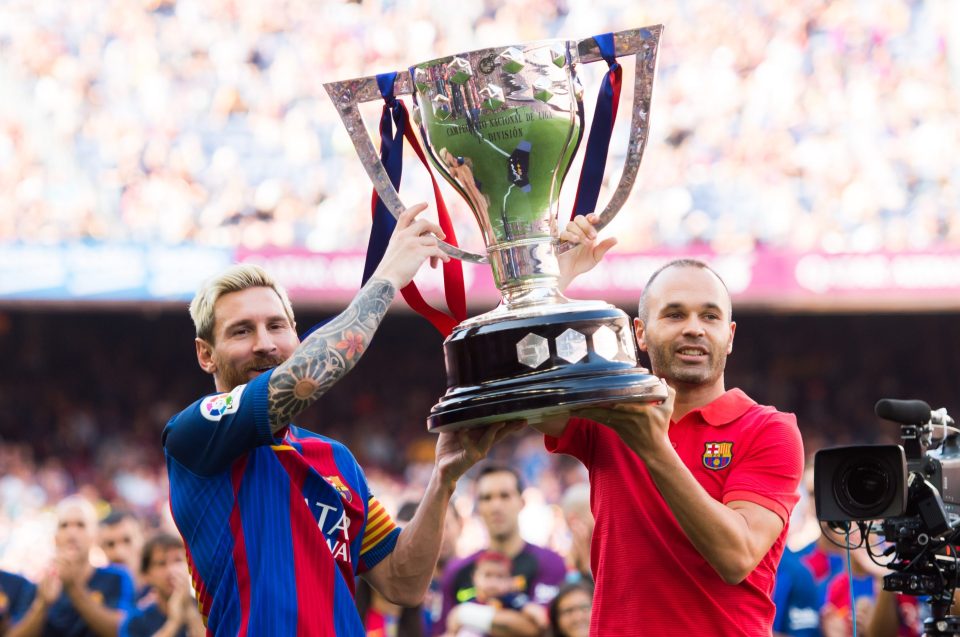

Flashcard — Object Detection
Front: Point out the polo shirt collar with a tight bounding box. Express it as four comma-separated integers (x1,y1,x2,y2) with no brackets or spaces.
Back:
690,388,755,427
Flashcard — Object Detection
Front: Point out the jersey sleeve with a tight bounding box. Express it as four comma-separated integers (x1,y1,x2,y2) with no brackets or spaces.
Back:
721,410,804,524
93,566,136,614
1,572,37,623
544,417,598,466
357,495,400,574
162,371,275,476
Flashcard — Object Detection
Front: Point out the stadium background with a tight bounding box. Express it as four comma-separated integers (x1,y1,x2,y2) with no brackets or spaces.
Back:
1,0,959,581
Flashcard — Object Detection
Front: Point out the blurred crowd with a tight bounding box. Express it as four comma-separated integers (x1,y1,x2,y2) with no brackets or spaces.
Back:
1,0,959,256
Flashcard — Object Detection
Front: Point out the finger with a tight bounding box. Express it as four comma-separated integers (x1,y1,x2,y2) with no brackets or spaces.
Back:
430,255,439,269
661,380,676,408
592,237,618,261
572,214,597,238
407,218,446,241
398,202,430,227
477,422,506,451
492,422,522,445
561,220,589,240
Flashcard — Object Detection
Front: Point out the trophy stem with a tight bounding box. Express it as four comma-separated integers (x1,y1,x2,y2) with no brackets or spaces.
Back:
488,239,566,309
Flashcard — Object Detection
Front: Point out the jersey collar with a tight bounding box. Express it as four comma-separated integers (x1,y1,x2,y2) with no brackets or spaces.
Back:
689,388,755,427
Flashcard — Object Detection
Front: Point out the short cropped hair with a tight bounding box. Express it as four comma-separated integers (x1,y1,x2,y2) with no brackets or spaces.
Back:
637,258,731,324
476,464,524,495
189,263,295,343
140,532,185,574
100,509,139,528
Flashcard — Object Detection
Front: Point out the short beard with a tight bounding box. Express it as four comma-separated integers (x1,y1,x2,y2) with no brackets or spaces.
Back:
213,354,250,392
649,348,727,386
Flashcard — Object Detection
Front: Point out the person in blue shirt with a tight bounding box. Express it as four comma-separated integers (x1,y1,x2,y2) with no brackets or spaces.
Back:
1,569,37,633
99,510,148,602
9,495,135,637
163,204,517,636
120,532,204,637
773,548,821,637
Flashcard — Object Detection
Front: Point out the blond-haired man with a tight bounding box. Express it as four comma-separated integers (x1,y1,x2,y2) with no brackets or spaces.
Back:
163,205,514,636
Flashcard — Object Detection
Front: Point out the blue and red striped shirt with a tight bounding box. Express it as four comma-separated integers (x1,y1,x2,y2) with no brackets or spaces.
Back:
163,371,400,636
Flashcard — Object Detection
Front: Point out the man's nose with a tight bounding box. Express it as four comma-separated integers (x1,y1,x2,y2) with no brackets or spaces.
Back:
252,326,277,354
681,317,706,337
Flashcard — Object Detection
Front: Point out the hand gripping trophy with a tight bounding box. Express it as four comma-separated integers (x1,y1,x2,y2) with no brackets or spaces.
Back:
325,27,668,431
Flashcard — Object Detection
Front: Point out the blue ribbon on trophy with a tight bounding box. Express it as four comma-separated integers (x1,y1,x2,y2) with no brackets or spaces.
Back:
572,32,622,219
362,71,467,337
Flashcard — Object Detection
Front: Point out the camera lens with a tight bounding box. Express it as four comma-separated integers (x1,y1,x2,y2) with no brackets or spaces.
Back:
834,456,895,518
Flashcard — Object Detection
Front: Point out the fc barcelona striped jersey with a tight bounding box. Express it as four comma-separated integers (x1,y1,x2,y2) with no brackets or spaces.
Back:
163,371,400,636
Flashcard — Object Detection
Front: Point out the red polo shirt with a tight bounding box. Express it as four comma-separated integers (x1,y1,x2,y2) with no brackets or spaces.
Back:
545,388,804,636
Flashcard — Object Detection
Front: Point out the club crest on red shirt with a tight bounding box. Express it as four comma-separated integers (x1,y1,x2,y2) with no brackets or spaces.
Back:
702,441,733,470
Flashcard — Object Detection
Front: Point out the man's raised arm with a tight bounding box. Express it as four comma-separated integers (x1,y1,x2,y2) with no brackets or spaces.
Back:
266,203,448,431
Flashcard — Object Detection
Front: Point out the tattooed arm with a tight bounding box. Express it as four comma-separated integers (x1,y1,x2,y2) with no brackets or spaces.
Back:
266,203,449,431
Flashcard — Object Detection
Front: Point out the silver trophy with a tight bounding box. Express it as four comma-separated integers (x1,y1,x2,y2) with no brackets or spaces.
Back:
325,27,667,431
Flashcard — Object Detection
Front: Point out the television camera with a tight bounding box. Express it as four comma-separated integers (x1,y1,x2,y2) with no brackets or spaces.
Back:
815,399,960,636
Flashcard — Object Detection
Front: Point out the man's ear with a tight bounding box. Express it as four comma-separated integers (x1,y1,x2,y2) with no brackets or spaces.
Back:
633,317,648,352
196,338,217,375
727,321,736,354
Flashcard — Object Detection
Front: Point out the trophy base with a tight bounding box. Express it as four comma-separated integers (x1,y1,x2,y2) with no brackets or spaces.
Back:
427,305,667,432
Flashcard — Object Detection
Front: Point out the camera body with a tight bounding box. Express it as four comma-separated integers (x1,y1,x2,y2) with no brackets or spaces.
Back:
814,399,960,632
816,401,960,527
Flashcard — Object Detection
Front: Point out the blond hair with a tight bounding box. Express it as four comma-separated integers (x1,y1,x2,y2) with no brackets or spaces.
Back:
189,263,295,342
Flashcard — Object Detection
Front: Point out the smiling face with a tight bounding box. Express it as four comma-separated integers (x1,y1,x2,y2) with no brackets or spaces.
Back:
554,588,592,637
636,265,735,392
196,286,300,392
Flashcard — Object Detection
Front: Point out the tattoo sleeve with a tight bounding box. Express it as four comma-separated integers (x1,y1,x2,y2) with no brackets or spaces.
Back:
267,278,396,432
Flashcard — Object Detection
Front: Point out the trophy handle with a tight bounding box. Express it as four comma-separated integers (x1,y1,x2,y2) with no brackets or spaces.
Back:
556,25,663,255
324,77,490,264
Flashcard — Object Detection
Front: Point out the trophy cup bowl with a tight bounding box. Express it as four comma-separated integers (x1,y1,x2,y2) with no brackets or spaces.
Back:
325,27,668,431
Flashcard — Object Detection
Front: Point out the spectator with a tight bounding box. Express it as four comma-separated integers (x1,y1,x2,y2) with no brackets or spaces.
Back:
119,532,204,637
773,548,821,637
99,510,146,600
1,569,37,634
443,551,540,637
437,465,566,636
547,582,593,637
9,495,134,637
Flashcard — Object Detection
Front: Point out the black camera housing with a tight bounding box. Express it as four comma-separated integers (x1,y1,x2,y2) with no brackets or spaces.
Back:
814,399,960,634
814,445,908,522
